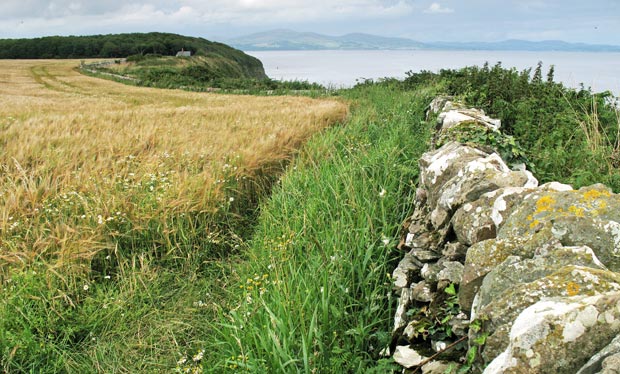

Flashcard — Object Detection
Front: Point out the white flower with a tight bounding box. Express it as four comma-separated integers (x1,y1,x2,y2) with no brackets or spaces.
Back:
379,188,387,197
229,197,235,202
83,284,89,291
192,350,205,362
381,235,391,246
97,215,103,224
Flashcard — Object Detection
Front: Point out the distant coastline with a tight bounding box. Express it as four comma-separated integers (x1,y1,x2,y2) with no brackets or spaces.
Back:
248,50,620,94
226,29,620,53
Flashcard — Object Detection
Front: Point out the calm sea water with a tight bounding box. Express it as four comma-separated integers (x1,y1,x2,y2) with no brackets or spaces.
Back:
247,50,620,94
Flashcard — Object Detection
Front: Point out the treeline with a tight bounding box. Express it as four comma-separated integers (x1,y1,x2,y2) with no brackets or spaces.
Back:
0,32,246,60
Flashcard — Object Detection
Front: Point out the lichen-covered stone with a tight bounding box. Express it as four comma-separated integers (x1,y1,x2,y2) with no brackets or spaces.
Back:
433,154,538,235
477,266,620,362
452,187,531,246
437,261,464,284
484,292,620,374
459,231,562,311
476,246,607,312
419,142,489,208
498,184,620,271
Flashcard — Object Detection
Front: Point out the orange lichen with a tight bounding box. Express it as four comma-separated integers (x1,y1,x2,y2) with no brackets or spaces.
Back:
582,189,610,202
535,195,556,213
568,205,586,218
566,281,580,296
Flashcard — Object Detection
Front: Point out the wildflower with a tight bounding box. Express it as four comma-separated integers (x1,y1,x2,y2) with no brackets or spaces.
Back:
192,349,205,362
177,356,187,366
379,188,387,197
229,197,235,202
83,284,89,291
381,235,390,246
97,215,103,224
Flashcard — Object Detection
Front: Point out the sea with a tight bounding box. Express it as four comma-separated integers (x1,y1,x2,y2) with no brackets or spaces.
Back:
247,50,620,95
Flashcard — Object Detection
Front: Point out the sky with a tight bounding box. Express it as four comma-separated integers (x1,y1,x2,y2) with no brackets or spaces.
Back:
0,0,618,45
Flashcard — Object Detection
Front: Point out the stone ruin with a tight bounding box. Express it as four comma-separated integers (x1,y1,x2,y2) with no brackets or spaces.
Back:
390,97,620,373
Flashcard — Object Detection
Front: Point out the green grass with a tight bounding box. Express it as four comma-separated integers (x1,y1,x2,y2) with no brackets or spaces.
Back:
201,82,439,373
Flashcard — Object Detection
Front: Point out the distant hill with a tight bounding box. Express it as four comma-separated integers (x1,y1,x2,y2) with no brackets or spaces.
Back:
226,29,620,52
226,29,424,50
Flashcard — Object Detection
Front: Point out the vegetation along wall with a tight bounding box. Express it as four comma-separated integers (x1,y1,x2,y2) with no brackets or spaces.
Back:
390,97,620,373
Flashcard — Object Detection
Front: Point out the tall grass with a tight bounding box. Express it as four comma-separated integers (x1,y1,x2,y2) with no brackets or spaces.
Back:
203,82,439,373
0,60,346,372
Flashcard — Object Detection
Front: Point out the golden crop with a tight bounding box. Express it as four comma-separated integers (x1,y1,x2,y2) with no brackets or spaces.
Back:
0,60,347,269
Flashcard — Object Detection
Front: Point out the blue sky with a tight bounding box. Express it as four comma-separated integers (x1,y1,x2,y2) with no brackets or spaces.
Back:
0,0,618,45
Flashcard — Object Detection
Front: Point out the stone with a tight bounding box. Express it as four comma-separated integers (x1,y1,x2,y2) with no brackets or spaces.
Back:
393,345,428,368
435,154,538,219
412,281,434,303
459,232,561,312
498,184,620,271
476,266,620,363
483,292,620,374
411,248,443,262
393,253,423,289
426,96,456,119
421,261,443,283
405,231,443,253
419,142,489,208
452,187,531,246
441,242,468,262
437,261,464,284
602,354,620,374
394,288,413,332
475,245,607,312
577,334,620,374
421,360,459,374
392,99,620,374
448,312,470,337
438,109,501,132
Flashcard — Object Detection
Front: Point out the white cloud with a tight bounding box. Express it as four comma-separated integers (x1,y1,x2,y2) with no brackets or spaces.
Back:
0,0,416,37
180,0,415,24
424,2,454,14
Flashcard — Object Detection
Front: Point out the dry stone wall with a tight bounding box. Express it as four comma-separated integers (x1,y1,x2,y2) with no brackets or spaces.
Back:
390,97,620,373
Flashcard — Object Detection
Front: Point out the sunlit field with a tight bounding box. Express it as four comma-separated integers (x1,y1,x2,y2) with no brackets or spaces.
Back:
0,60,347,271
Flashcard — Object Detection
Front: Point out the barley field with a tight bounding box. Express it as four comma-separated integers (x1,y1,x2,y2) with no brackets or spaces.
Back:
0,59,347,272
